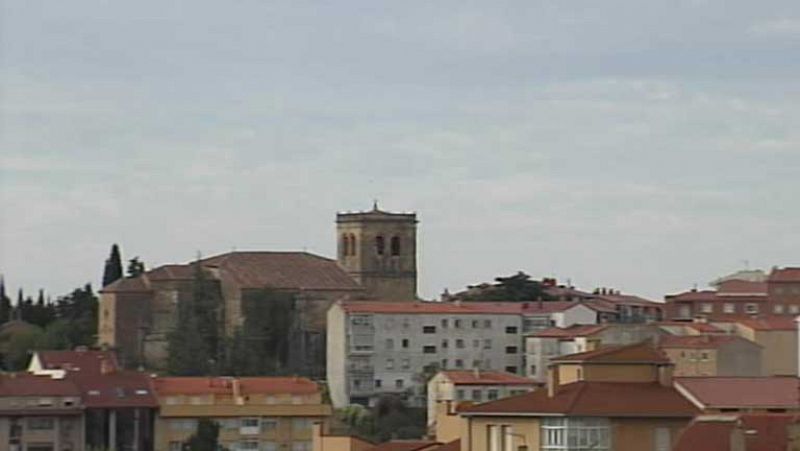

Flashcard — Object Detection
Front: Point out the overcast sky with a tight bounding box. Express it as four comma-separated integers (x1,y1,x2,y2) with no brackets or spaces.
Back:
2,0,799,301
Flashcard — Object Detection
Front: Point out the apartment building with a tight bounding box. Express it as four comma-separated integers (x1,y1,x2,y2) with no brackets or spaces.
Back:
426,370,539,442
458,342,698,451
0,374,84,451
713,316,798,376
658,335,762,377
327,300,597,408
152,376,331,451
524,324,663,381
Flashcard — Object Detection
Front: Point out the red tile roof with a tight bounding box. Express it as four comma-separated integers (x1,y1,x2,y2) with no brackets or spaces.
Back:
529,324,609,338
674,414,797,451
658,335,752,350
460,381,698,417
675,377,800,409
594,293,663,307
366,441,439,451
441,371,538,386
769,267,800,283
715,280,768,295
428,440,459,451
0,374,81,397
68,370,158,408
666,290,768,303
339,300,595,315
153,376,320,396
202,251,362,291
35,350,120,375
552,342,670,364
101,276,150,292
735,316,797,331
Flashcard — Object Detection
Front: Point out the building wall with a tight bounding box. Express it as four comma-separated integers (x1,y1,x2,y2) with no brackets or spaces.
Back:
716,340,763,377
327,304,349,408
753,329,797,376
552,305,597,328
0,402,84,451
611,418,689,451
335,310,525,407
558,363,659,385
463,416,539,451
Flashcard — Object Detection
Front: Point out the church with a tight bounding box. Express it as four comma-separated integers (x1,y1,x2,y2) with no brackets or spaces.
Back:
97,204,418,373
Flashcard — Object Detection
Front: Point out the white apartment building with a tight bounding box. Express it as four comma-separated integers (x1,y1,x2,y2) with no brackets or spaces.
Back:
327,300,598,408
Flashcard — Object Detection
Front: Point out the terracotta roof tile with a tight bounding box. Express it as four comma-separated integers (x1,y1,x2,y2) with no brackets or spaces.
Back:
153,377,321,396
441,371,538,386
101,276,150,293
202,251,362,291
675,377,800,409
428,440,459,451
340,300,596,315
658,335,752,350
552,342,670,364
769,267,800,282
735,316,797,331
36,350,120,375
674,414,797,451
68,370,158,408
461,381,698,417
0,374,81,397
366,441,439,451
715,280,768,295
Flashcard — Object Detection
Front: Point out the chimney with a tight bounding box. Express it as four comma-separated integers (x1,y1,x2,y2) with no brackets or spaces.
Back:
232,378,242,404
657,364,674,387
547,365,560,398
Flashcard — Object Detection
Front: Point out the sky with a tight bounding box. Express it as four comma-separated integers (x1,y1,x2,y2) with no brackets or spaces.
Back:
1,0,799,301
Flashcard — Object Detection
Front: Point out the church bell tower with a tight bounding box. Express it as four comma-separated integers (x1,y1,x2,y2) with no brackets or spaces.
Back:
336,203,418,301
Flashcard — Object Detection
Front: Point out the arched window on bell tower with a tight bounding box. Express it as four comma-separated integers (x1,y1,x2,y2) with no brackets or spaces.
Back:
349,234,357,256
390,236,401,256
341,233,350,257
376,235,385,255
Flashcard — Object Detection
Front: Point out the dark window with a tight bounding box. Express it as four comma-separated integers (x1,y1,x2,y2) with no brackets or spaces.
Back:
442,339,448,348
505,346,518,354
390,236,401,256
349,234,357,256
423,326,436,334
401,339,409,348
376,236,385,255
505,366,518,374
341,234,350,256
375,379,382,388
395,379,404,388
456,339,465,349
505,326,518,334
455,359,464,368
423,346,436,354
488,389,499,400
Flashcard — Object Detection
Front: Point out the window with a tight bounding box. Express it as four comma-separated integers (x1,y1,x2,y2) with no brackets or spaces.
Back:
238,442,260,451
472,320,480,328
402,339,409,348
472,390,483,401
375,379,382,388
376,236,385,255
395,379,404,388
27,417,54,430
505,366,518,374
401,358,410,369
701,352,709,361
341,234,350,257
390,236,401,256
456,339,465,349
262,418,278,430
292,418,313,432
484,319,492,328
541,417,610,451
349,235,357,256
240,417,260,434
455,359,464,368
441,319,449,328
505,346,518,354
487,389,499,401
701,303,713,313
423,326,436,334
351,315,372,326
774,305,785,314
423,346,436,354
441,359,448,368
442,339,449,349
723,303,735,314
386,359,394,370
505,326,518,334
37,398,53,407
530,364,537,375
472,360,481,368
292,442,312,451
456,389,465,400
386,338,394,350
263,442,278,451
791,305,800,314
745,304,759,314
483,339,492,350
454,319,462,328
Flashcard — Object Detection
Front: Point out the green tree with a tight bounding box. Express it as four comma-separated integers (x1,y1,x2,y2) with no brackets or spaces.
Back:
0,277,11,324
190,263,223,370
6,327,45,370
167,307,211,376
54,284,98,347
102,244,124,287
182,419,222,451
455,271,550,302
127,257,146,278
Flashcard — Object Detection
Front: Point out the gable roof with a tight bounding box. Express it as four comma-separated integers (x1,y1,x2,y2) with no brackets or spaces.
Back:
440,370,539,386
460,381,697,417
552,342,670,364
675,377,800,409
0,373,81,397
674,414,797,451
201,251,362,291
153,376,320,396
35,350,120,375
658,335,757,350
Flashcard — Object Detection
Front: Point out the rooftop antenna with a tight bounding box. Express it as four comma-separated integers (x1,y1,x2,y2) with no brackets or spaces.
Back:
372,199,379,211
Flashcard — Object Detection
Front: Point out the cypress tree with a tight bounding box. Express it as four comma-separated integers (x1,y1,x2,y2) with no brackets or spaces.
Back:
102,244,124,287
0,277,10,324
